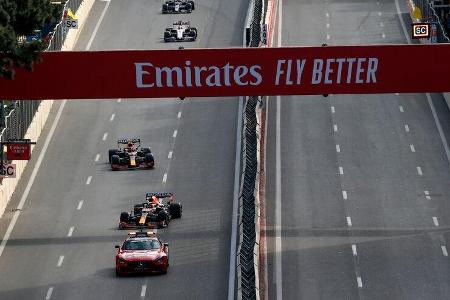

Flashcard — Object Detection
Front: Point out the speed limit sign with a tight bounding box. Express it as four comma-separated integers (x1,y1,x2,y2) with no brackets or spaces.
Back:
65,19,78,29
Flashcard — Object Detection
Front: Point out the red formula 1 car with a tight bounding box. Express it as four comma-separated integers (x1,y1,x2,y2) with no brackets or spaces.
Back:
115,231,169,276
108,138,155,170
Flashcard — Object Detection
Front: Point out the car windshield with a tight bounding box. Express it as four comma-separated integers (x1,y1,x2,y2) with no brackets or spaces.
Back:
122,239,160,250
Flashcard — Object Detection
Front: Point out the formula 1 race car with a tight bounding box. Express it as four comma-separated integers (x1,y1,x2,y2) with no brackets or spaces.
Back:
164,21,197,42
115,231,169,276
108,138,154,170
162,0,195,13
119,193,182,229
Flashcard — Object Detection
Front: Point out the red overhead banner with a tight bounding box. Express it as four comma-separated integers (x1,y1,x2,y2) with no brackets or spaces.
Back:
1,44,450,100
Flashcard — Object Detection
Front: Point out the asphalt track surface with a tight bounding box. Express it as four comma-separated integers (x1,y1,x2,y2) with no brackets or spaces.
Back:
0,0,247,299
266,0,450,299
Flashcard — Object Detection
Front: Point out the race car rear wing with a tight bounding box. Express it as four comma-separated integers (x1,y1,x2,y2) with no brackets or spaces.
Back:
118,138,140,144
145,192,174,200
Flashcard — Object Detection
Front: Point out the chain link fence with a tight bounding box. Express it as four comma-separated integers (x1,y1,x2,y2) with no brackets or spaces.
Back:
0,0,85,168
411,0,450,42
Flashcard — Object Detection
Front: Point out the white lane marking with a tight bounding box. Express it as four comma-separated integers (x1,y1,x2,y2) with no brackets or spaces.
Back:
102,132,108,141
77,200,84,210
331,106,335,114
0,101,67,259
339,166,344,175
333,124,338,132
380,21,384,27
173,130,178,138
395,93,400,96
177,111,182,118
378,11,382,16
426,195,431,200
110,113,115,122
336,144,341,153
57,255,64,267
442,246,448,257
86,0,111,50
395,0,450,168
86,176,92,185
275,2,283,299
410,144,416,152
417,166,423,176
117,98,122,103
140,285,147,298
326,23,330,28
352,244,357,256
357,276,363,288
326,12,330,18
342,190,348,200
162,173,167,183
424,190,430,195
45,287,54,300
168,151,173,159
382,33,386,39
433,217,439,226
326,34,330,40
347,216,352,227
95,154,100,162
67,226,74,237
405,124,410,132
399,105,404,112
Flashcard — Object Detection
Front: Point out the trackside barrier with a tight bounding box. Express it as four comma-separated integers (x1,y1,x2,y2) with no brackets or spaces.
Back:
0,0,95,217
237,0,264,298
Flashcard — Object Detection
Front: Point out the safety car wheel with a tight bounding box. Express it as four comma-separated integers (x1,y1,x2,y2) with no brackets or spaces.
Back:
169,203,182,219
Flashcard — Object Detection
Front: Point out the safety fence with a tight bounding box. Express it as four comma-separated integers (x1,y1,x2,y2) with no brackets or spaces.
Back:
409,0,450,43
236,0,264,298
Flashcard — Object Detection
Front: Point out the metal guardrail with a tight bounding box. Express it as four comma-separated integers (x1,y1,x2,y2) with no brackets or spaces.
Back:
237,0,264,298
0,0,85,170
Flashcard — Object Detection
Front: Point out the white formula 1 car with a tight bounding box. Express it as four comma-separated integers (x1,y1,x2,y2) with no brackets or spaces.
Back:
164,21,197,42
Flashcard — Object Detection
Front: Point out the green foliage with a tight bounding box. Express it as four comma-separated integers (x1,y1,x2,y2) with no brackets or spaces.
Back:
0,0,63,79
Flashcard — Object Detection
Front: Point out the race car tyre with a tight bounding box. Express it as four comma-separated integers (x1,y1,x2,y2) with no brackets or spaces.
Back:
164,31,171,42
111,155,121,169
144,153,154,164
120,212,130,223
189,0,195,9
188,29,196,38
108,149,118,163
141,147,151,154
157,210,169,225
162,3,168,13
169,203,182,219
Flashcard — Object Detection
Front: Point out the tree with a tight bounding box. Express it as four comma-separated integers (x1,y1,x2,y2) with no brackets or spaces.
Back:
0,0,63,79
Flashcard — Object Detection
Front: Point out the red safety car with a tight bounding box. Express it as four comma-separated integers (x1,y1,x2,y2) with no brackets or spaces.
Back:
115,231,169,276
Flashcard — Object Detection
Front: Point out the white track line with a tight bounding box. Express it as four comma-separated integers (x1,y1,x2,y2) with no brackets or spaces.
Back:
347,216,352,227
117,98,122,103
110,113,115,122
168,151,173,159
0,100,67,259
333,124,338,132
399,105,404,112
173,130,178,138
102,132,108,141
177,111,182,118
86,176,92,185
336,144,341,153
331,106,335,113
77,200,84,210
410,144,416,152
162,173,167,183
95,154,100,162
67,226,74,237
140,285,147,298
395,93,400,96
339,166,344,175
57,255,64,267
442,245,448,257
45,287,54,300
417,166,423,176
86,0,111,50
404,124,410,132
433,217,439,227
357,276,363,288
382,33,386,39
352,244,358,256
342,190,348,200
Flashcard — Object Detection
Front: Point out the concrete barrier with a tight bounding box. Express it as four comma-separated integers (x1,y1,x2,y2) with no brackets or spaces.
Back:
0,0,95,217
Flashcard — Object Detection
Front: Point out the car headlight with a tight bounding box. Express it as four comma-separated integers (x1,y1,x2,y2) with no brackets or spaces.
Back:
118,257,127,264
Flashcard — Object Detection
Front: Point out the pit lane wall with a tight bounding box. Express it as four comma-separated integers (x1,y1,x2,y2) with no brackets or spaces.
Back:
0,0,95,217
